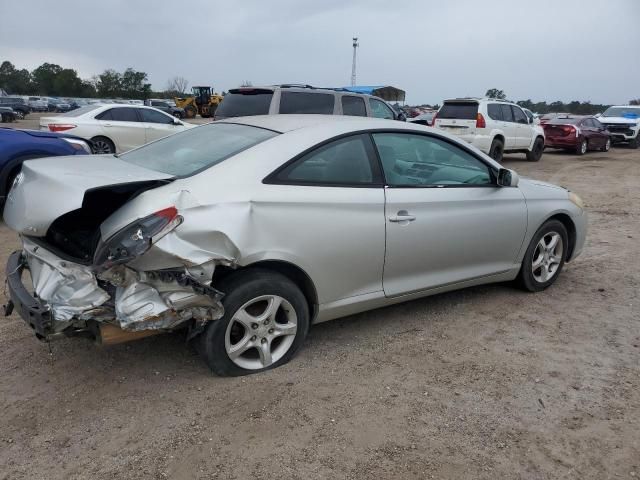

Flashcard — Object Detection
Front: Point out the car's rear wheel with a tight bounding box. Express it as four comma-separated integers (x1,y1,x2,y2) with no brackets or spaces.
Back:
198,269,309,376
517,219,568,292
601,138,611,152
526,137,544,162
576,139,588,155
15,111,25,120
91,136,115,154
489,138,504,162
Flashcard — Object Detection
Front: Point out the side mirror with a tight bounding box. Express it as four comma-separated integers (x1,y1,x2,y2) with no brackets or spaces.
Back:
497,168,519,187
172,118,182,126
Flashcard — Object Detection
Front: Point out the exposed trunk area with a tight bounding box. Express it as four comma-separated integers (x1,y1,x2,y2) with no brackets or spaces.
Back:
39,180,172,263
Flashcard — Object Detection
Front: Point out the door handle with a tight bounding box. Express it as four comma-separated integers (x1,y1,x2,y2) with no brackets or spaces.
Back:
104,123,113,127
389,211,416,223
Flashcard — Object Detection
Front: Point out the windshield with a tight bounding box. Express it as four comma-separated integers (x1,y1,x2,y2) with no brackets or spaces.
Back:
215,89,273,118
603,107,640,118
120,123,279,176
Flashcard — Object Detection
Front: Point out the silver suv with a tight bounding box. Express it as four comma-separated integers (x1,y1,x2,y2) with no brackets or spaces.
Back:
214,84,403,121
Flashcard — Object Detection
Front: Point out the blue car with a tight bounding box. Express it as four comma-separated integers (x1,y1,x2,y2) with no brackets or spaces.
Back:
0,128,92,205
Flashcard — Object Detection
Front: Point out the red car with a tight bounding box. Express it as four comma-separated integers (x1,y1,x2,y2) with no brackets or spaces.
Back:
542,116,611,155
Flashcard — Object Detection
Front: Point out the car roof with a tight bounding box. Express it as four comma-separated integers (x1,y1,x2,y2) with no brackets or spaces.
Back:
218,114,447,135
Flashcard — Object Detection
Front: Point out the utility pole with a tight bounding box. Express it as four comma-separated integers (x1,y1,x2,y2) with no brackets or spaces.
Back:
351,37,359,86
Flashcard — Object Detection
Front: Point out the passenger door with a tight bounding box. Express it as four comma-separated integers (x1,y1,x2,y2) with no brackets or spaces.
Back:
512,105,533,148
262,134,386,304
372,132,527,296
95,107,145,153
139,108,183,143
499,104,517,149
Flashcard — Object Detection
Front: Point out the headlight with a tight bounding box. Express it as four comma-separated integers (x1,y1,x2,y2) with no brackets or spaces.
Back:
568,192,585,210
62,137,92,154
94,207,183,269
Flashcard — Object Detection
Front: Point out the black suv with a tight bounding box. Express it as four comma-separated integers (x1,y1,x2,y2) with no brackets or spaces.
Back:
214,85,404,121
0,97,29,119
145,99,186,119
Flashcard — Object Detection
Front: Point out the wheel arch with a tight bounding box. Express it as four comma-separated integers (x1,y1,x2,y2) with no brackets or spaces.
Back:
213,259,319,320
545,213,577,261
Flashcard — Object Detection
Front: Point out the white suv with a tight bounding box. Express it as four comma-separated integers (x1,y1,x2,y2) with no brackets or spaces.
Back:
433,98,545,162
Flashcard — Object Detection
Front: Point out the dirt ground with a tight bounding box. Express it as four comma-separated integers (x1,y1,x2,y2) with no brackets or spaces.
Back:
0,132,638,479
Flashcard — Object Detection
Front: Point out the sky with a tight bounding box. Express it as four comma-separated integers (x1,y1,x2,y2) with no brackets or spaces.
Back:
1,0,639,105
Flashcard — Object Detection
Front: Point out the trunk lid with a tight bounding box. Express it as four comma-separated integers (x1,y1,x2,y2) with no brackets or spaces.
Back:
3,155,174,237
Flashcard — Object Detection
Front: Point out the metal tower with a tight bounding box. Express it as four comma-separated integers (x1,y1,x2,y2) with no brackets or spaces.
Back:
351,37,359,86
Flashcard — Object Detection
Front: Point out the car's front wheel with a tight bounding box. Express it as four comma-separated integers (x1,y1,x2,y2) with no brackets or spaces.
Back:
517,219,568,292
526,137,544,162
198,269,309,376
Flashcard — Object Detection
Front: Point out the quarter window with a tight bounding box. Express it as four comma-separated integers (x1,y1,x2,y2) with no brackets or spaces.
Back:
279,92,335,114
372,133,492,187
341,96,367,116
369,98,395,119
274,135,377,185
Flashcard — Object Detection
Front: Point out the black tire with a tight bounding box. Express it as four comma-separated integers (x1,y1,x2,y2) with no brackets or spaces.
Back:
184,105,197,119
526,137,544,162
575,139,588,155
15,110,25,120
90,136,115,154
489,138,504,162
198,269,310,376
629,137,639,149
601,137,611,152
517,219,568,292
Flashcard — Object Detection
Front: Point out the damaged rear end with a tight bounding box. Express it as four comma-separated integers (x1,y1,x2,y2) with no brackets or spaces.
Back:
3,155,225,343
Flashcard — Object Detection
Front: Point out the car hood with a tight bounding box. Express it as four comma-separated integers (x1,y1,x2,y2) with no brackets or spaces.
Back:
599,116,640,125
3,155,174,236
519,177,567,193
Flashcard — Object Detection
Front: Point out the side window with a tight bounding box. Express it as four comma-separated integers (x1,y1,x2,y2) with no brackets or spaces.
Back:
109,107,139,122
500,104,514,122
140,108,173,124
151,101,163,107
512,106,528,124
369,98,395,119
95,109,113,121
341,96,367,116
279,92,334,114
372,133,492,187
273,135,378,186
487,104,503,121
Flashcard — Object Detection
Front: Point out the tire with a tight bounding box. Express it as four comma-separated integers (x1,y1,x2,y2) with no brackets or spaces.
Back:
601,137,611,152
90,136,115,154
629,137,639,149
15,110,25,120
198,269,310,376
526,137,544,162
517,219,568,292
489,138,504,162
184,105,197,119
576,139,588,155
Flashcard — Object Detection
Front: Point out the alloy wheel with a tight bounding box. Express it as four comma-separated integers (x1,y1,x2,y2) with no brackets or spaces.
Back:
224,295,298,370
92,140,113,154
581,140,587,154
604,139,611,151
531,232,564,283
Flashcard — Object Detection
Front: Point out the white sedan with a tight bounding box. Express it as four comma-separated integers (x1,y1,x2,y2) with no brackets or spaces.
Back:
40,104,193,154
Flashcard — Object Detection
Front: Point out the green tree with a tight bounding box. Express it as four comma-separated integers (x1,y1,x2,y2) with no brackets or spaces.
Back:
96,69,123,97
485,88,506,100
0,61,34,94
121,68,151,99
32,63,63,94
630,99,640,106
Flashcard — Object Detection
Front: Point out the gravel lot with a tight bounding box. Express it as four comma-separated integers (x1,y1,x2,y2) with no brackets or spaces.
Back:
0,121,638,479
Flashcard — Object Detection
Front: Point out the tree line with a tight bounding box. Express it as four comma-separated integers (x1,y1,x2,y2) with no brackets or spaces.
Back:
0,61,188,99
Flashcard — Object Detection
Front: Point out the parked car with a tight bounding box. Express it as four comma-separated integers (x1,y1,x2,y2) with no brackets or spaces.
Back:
3,115,587,376
0,107,17,123
597,105,640,148
539,112,571,125
542,116,611,154
433,98,546,162
408,111,436,126
28,97,48,112
49,98,73,113
145,99,186,118
0,97,29,119
214,85,404,121
39,104,193,154
0,127,91,206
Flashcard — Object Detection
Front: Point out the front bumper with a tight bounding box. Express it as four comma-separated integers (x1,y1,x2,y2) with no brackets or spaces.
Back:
5,250,52,339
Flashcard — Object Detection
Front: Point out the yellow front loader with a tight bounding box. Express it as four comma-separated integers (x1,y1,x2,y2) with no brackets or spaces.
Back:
175,86,223,119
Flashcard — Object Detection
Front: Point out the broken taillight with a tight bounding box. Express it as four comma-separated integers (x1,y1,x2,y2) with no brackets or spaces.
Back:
93,207,182,269
48,124,77,132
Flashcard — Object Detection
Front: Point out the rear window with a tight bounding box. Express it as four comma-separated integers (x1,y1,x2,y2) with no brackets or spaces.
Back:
59,105,103,117
548,118,581,125
438,102,478,120
120,123,278,176
279,92,334,114
215,89,273,118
